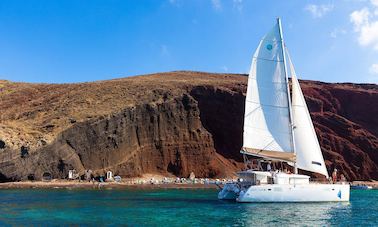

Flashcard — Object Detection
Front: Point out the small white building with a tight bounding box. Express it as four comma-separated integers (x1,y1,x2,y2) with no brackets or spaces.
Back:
68,170,76,179
106,171,113,180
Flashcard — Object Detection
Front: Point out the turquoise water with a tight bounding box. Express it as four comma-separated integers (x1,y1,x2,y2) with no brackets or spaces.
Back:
0,188,376,226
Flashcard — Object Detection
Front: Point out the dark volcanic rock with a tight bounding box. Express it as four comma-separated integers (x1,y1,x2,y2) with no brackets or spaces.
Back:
0,72,377,181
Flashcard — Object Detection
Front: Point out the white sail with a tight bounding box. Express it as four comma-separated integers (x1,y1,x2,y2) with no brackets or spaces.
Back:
287,52,329,178
242,20,294,162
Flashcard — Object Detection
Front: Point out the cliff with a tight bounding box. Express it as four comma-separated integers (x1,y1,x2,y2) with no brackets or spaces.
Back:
0,71,377,181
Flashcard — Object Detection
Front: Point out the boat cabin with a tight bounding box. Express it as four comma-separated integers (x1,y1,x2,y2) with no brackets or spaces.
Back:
273,173,310,185
237,171,310,185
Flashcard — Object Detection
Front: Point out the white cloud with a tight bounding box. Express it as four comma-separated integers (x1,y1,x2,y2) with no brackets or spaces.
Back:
369,63,378,74
305,4,334,18
350,1,378,81
358,21,378,48
222,66,228,72
233,0,243,12
350,7,378,50
371,0,378,7
211,0,222,12
330,28,347,38
350,8,370,30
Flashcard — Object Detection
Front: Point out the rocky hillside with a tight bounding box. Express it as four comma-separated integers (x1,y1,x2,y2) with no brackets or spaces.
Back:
0,71,377,181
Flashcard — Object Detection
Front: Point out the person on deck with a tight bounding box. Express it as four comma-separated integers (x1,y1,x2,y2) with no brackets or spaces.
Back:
332,168,338,183
340,174,346,182
267,162,272,172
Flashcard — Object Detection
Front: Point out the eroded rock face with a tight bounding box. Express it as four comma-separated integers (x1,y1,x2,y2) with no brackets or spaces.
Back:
0,94,234,180
0,72,376,181
301,81,378,180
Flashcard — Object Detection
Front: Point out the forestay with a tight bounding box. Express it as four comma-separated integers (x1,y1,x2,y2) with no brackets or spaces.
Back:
242,21,294,162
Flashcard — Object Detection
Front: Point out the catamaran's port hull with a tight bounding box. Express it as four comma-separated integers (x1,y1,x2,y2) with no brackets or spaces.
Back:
218,183,240,200
236,184,350,202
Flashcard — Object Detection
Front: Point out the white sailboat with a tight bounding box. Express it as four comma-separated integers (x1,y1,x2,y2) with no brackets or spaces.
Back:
218,18,350,202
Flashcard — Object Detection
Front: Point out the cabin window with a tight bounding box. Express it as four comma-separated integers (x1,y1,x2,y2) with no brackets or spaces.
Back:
311,161,322,166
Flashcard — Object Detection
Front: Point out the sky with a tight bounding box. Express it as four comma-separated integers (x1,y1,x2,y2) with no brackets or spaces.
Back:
0,0,377,84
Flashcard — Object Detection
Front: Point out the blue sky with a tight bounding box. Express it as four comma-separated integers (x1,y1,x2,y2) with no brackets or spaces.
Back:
0,0,377,83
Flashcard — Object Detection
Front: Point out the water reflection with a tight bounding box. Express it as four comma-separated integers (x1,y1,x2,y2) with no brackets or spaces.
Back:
235,202,351,226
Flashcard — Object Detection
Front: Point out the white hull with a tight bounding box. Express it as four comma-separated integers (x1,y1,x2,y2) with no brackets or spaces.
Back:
218,172,351,202
237,183,350,202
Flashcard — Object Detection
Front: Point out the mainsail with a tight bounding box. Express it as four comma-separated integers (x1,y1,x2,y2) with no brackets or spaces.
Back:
242,19,295,162
287,51,329,178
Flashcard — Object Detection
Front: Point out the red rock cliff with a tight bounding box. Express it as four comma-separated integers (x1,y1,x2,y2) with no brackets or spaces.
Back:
0,72,376,181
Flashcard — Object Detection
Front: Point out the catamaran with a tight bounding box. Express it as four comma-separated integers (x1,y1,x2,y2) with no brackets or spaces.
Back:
218,18,350,202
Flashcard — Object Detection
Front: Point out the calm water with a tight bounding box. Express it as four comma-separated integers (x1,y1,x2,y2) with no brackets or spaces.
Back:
0,188,376,226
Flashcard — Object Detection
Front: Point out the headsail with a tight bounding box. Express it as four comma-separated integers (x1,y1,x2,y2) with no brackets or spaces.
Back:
242,20,295,162
287,51,329,178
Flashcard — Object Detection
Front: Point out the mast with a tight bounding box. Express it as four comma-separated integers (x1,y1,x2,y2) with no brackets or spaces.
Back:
277,18,298,174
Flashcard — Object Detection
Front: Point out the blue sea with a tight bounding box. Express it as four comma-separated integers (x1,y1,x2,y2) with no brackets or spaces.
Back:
0,188,376,226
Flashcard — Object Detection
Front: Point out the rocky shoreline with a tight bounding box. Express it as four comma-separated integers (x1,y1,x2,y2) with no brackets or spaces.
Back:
0,180,218,190
0,179,377,190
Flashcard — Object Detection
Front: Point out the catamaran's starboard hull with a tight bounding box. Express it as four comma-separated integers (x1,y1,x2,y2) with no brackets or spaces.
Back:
236,183,350,202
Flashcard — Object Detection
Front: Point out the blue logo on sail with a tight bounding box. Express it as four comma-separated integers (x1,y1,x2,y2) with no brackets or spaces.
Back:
266,44,273,50
337,190,341,199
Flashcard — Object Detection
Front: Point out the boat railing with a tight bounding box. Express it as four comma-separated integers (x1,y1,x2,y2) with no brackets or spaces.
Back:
309,178,349,184
309,178,329,183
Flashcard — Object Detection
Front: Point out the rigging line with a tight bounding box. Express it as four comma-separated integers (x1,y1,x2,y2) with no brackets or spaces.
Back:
246,100,288,108
245,100,289,108
252,56,284,62
247,77,287,85
257,140,277,155
244,105,261,118
260,37,282,43
243,125,292,135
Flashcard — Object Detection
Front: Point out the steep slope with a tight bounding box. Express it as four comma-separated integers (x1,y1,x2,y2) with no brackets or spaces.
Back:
0,72,377,181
